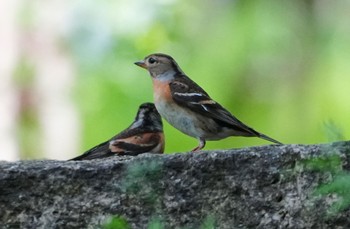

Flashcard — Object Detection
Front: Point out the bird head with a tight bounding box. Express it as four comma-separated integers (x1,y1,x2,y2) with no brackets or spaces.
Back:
135,53,183,79
133,102,163,131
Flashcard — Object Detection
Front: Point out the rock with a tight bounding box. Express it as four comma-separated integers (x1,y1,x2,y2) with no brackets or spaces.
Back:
1,142,350,228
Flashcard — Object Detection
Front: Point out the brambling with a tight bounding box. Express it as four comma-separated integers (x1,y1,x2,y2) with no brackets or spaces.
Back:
135,53,282,151
70,103,164,160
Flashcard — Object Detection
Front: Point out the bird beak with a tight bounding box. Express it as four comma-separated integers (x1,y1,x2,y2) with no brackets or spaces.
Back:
134,60,147,69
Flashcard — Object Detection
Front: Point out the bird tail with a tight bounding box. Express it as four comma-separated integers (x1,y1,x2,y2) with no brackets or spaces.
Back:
259,133,283,145
68,140,113,161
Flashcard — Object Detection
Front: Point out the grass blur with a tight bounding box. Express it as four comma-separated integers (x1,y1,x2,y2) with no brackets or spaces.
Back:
13,0,350,157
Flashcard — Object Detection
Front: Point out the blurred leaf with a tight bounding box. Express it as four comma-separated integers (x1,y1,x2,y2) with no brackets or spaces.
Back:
315,173,350,195
323,120,345,142
314,172,350,216
302,154,342,173
148,217,164,229
200,215,216,229
102,216,130,229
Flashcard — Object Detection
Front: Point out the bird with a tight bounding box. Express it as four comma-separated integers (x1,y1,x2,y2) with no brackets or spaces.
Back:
134,53,282,151
69,102,164,160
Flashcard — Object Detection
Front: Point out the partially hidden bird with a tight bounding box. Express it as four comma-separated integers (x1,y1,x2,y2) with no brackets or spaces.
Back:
134,53,282,151
70,102,164,160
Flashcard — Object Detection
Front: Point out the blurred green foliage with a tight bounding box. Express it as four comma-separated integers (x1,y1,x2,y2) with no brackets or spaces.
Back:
15,0,350,156
324,120,345,142
302,149,350,217
103,216,130,229
301,121,349,217
68,0,350,153
102,215,215,229
315,172,350,216
147,218,164,229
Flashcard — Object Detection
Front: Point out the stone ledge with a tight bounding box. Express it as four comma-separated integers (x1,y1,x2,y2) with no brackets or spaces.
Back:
1,142,350,228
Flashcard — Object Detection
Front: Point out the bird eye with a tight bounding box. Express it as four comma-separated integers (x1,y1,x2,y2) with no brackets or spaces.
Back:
148,57,157,64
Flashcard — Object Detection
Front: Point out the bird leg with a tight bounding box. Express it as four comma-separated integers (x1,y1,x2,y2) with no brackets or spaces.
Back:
191,138,206,152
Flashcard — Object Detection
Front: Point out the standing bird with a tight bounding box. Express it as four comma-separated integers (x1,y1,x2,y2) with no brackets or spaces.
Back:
135,53,282,151
70,102,164,160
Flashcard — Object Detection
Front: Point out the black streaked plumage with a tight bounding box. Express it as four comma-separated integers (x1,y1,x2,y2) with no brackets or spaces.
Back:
69,103,164,160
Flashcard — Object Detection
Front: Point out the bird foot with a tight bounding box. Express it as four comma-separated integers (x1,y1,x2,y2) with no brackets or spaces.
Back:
191,147,201,152
191,139,206,152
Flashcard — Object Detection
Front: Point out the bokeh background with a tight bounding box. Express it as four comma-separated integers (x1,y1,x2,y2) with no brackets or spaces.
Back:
1,0,349,160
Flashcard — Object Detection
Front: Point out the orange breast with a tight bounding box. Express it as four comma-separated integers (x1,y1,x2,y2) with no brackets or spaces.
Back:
152,79,173,103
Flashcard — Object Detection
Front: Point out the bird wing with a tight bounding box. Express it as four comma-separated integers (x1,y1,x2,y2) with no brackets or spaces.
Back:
70,131,164,160
169,76,260,135
110,131,164,155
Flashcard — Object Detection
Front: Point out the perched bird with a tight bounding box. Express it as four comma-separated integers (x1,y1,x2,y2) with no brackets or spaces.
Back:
135,53,282,151
70,102,164,160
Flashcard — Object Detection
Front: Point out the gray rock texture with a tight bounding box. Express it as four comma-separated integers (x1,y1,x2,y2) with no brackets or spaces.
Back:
1,142,350,229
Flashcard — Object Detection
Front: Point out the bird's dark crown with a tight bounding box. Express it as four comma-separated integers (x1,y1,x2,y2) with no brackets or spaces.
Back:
139,102,156,110
145,53,175,61
135,102,163,131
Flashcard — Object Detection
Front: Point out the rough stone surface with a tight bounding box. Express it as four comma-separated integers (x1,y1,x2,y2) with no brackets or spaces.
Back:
1,142,350,228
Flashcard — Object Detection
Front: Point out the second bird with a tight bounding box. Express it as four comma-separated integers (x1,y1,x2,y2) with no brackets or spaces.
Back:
70,102,164,160
135,53,282,151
